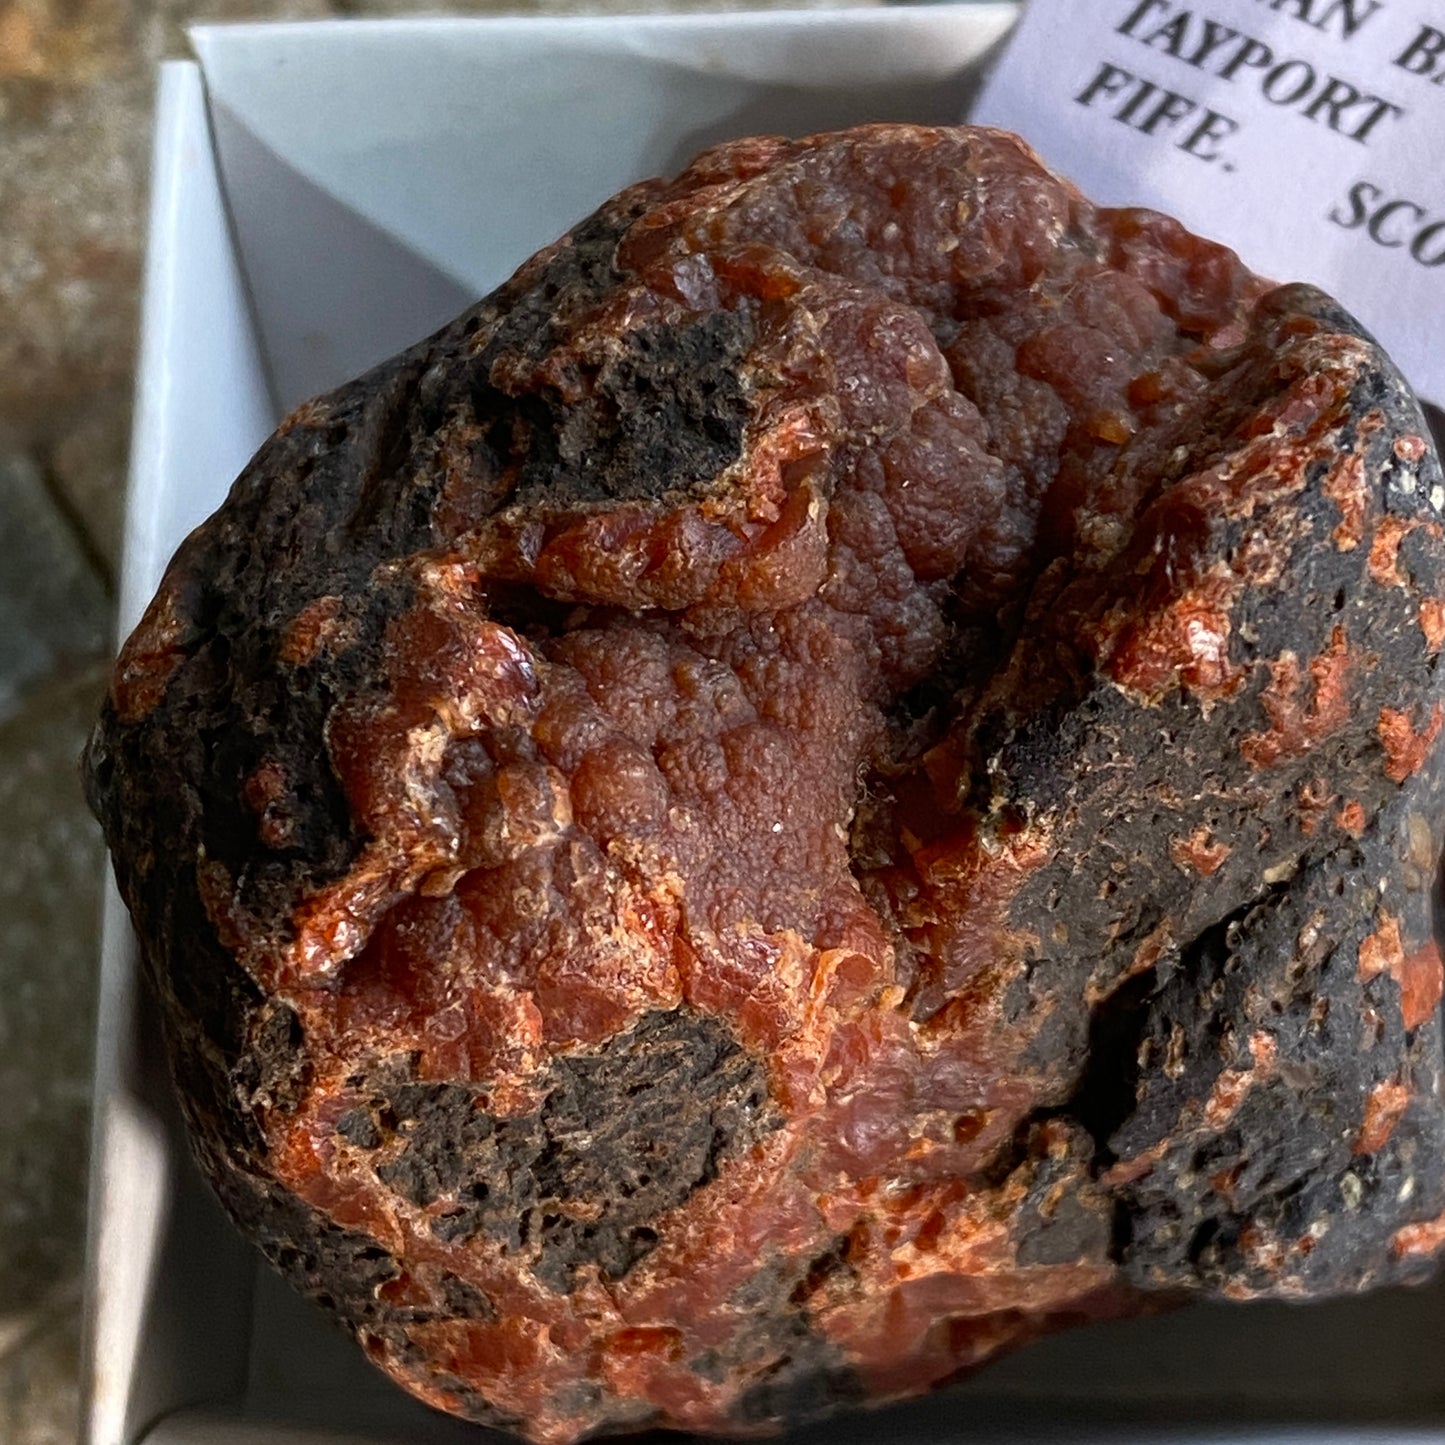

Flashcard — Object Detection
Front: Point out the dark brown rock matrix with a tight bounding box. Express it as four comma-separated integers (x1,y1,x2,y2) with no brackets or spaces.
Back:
85,125,1445,1440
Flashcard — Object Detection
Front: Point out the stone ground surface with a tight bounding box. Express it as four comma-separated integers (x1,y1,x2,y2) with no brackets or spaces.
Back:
0,0,860,1439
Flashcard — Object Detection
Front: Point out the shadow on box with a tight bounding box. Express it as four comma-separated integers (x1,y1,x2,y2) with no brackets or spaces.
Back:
660,47,1009,177
120,975,254,1436
123,34,1445,1443
205,96,476,416
1426,403,1445,459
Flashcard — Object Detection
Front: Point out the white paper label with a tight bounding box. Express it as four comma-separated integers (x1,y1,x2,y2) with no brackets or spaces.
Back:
972,0,1445,407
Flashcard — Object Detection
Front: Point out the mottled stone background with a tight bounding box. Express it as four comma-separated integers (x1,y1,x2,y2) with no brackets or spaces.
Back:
0,0,852,1438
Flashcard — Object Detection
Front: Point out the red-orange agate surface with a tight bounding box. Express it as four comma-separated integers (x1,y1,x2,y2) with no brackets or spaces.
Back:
88,126,1445,1441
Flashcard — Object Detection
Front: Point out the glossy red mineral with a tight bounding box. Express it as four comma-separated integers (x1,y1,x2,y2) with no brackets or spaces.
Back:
87,125,1445,1441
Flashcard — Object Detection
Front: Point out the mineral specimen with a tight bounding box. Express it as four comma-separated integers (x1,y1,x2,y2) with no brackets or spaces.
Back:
85,125,1445,1441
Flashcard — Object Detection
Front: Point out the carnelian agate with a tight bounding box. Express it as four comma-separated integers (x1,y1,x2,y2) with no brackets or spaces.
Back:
88,126,1445,1441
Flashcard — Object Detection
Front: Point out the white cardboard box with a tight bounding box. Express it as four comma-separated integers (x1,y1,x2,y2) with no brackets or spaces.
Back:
84,10,1445,1444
